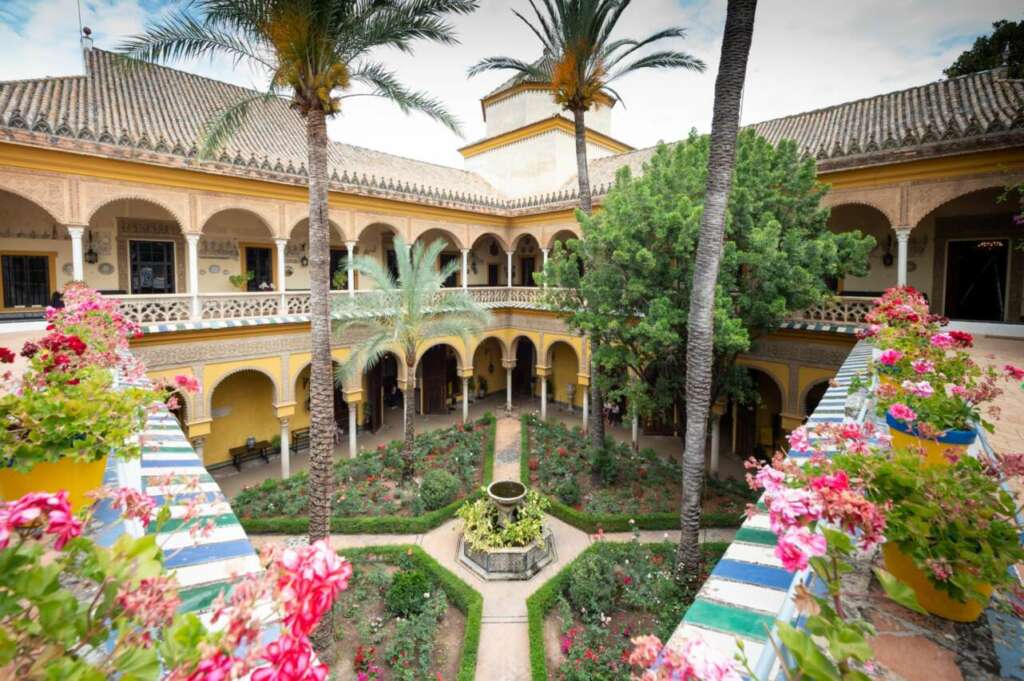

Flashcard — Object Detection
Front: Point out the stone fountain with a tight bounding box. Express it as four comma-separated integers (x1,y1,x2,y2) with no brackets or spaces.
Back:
457,480,555,581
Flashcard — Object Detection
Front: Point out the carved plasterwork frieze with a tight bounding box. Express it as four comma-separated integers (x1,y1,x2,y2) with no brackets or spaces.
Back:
0,167,70,223
746,337,849,368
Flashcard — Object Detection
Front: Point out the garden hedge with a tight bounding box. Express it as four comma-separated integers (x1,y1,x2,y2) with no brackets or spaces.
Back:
525,541,730,681
240,415,497,535
338,545,482,681
518,414,744,533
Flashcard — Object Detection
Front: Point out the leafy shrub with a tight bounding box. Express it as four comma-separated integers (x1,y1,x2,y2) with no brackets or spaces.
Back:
566,550,618,620
457,490,549,550
589,444,619,485
420,469,461,511
385,569,433,617
555,477,581,506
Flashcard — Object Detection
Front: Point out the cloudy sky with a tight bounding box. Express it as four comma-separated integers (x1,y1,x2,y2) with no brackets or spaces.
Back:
0,1,1019,167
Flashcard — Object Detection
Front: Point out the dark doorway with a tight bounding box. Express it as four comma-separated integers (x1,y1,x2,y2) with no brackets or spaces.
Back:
944,239,1009,321
333,384,349,432
1,254,51,307
386,249,399,281
244,246,274,291
366,353,400,432
329,248,349,290
804,381,830,416
487,263,499,286
512,340,536,397
129,241,175,294
421,345,452,414
520,257,535,286
440,253,458,288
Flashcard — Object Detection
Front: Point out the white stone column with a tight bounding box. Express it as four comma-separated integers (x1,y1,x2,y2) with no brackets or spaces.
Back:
541,248,549,288
274,238,288,314
582,388,589,433
540,373,548,421
349,406,358,458
631,412,639,451
505,362,514,415
191,438,205,465
709,414,720,477
67,225,85,282
279,418,291,479
461,249,470,290
346,240,356,297
894,226,911,287
462,377,470,422
185,233,201,320
506,250,513,288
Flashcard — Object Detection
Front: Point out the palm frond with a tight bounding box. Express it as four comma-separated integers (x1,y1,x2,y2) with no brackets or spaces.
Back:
198,90,280,160
338,328,392,384
602,27,689,69
347,62,462,135
467,56,549,80
610,50,706,80
117,8,273,70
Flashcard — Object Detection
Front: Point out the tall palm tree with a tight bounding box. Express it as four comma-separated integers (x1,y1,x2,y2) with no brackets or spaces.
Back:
334,237,492,482
468,0,704,447
119,0,478,544
677,0,758,578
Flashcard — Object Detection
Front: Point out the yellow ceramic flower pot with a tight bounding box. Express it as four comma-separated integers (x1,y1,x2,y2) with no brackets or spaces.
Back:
882,543,991,622
0,457,108,511
885,414,975,467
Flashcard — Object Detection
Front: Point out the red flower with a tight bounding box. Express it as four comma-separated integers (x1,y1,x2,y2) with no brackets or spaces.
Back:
0,347,14,363
64,335,87,355
949,329,974,348
20,341,38,358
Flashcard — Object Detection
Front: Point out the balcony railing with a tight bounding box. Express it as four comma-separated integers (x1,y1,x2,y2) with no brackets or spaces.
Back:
111,288,873,327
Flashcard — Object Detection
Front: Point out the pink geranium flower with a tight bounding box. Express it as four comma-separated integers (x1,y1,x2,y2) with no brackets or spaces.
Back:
173,374,202,394
1004,364,1024,381
888,403,916,422
775,526,827,572
901,380,934,398
878,349,903,366
930,332,955,349
911,358,935,374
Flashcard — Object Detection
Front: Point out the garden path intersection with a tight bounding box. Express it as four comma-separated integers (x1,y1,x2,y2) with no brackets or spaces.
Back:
249,416,737,681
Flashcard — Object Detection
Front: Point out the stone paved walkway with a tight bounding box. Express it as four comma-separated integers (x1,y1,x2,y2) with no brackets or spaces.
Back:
250,416,736,680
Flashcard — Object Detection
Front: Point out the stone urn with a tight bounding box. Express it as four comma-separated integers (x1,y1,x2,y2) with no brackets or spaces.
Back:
487,480,527,528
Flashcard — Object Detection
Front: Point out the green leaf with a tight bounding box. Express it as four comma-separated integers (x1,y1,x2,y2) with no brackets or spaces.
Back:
114,646,160,681
874,567,927,615
776,621,841,681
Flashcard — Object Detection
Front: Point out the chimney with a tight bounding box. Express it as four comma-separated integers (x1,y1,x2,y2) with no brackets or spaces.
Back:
81,26,93,52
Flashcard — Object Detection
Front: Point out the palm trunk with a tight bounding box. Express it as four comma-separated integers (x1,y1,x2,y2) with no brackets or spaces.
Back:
573,106,605,448
676,0,758,579
402,357,416,481
306,107,334,544
305,106,336,660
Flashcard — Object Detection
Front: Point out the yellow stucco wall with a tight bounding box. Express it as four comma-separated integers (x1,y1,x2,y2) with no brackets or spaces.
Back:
550,341,583,406
206,370,278,466
472,337,506,396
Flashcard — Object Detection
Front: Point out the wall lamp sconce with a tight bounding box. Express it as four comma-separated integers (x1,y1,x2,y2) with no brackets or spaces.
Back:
881,235,894,267
300,242,309,267
84,230,99,265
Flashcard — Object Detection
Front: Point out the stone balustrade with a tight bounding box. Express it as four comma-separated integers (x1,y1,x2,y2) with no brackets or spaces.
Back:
111,289,873,327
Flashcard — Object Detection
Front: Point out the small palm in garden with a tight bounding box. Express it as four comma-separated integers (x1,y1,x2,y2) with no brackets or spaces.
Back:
334,236,492,482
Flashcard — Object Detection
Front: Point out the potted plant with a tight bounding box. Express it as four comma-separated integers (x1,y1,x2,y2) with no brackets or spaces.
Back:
838,448,1024,622
229,270,254,290
0,286,183,510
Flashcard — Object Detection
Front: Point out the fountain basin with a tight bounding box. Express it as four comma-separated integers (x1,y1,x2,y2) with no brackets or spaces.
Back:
458,527,556,581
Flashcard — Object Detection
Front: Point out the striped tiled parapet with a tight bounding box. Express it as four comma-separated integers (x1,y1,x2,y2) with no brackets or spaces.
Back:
90,399,264,622
667,341,873,676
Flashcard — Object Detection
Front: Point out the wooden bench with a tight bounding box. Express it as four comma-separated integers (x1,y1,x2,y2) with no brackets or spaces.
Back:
228,440,271,471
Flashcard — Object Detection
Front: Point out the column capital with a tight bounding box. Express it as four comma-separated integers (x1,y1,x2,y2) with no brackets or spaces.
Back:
535,365,552,378
575,372,590,387
893,225,912,239
461,247,471,254
274,237,289,246
66,225,85,238
541,247,549,254
502,358,517,369
345,240,357,249
458,367,474,380
184,232,202,244
278,416,290,427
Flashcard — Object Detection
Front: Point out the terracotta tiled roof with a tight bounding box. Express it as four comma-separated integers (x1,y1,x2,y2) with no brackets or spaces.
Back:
0,48,507,209
563,69,1024,197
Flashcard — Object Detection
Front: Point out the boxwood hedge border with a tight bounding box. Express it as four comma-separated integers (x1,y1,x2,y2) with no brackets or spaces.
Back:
240,413,497,535
339,544,482,681
519,414,744,533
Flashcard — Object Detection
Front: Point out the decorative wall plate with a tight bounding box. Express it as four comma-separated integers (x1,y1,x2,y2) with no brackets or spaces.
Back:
62,263,74,275
98,263,114,275
208,264,221,274
199,269,207,276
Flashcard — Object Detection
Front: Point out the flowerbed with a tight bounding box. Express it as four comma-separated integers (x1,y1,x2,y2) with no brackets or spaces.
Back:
527,540,727,681
332,545,481,681
236,414,496,534
521,415,752,531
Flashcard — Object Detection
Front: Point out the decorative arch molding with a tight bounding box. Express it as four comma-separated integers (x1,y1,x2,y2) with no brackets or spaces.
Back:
509,333,540,361
205,366,281,415
509,231,541,252
799,378,832,417
415,340,468,372
468,229,511,253
908,173,1024,227
81,183,190,229
197,198,279,238
542,337,580,368
545,227,582,250
0,168,69,224
821,187,900,226
355,213,409,242
735,359,789,409
287,216,347,243
471,335,510,365
166,388,195,422
410,220,466,251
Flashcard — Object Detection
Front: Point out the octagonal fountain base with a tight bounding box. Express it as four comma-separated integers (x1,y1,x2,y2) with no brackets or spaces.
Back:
457,527,556,581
